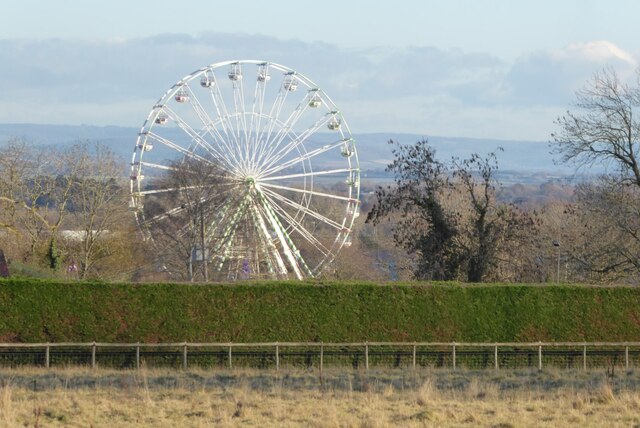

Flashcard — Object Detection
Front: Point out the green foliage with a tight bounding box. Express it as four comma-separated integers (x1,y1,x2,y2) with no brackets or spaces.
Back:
367,139,459,281
366,139,525,283
1,279,640,343
46,237,60,270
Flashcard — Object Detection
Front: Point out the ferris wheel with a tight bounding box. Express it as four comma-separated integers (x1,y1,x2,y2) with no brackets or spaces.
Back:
130,60,360,280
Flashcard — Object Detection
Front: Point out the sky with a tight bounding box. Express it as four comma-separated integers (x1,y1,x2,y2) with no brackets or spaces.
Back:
1,0,639,141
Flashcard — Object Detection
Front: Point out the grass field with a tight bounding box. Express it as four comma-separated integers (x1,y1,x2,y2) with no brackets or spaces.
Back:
3,279,640,425
2,367,640,426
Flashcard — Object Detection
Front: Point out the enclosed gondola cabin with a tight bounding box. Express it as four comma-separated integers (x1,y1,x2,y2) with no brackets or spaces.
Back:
328,117,341,130
200,75,213,88
174,89,189,103
228,63,242,81
155,115,168,125
309,95,321,108
283,73,298,91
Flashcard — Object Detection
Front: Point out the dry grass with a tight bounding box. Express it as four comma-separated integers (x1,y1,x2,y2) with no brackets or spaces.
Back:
1,367,640,427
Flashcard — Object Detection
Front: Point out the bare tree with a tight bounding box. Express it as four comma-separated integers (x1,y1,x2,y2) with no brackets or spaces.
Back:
144,157,233,281
552,67,640,282
552,67,640,186
567,178,640,282
0,139,30,233
0,139,79,263
66,143,129,279
0,141,49,257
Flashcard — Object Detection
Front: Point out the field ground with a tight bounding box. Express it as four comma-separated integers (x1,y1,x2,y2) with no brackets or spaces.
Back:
1,367,640,426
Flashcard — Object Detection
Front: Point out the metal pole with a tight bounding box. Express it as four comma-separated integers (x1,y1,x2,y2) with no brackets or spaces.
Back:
494,345,498,370
553,240,560,284
183,343,188,370
200,208,208,282
91,342,96,369
228,345,232,369
45,344,50,369
320,344,324,374
626,345,629,369
412,343,416,369
538,343,542,370
583,345,587,371
276,343,280,371
136,344,140,369
452,343,456,370
365,342,369,370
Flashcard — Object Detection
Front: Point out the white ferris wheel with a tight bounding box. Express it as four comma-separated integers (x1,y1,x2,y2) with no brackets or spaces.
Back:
130,60,360,280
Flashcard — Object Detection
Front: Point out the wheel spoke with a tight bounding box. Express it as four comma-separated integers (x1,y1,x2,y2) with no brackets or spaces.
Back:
248,63,271,172
183,83,245,170
254,189,310,278
259,186,346,231
162,106,239,172
259,182,355,203
229,63,251,173
211,193,253,271
206,72,242,150
255,80,290,162
256,91,314,169
259,113,333,173
250,201,288,276
133,60,359,280
140,185,237,225
135,185,207,196
259,168,355,182
258,139,348,178
144,131,220,169
261,191,330,256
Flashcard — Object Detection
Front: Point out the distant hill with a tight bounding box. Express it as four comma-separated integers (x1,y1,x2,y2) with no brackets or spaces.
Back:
356,132,567,174
0,123,574,181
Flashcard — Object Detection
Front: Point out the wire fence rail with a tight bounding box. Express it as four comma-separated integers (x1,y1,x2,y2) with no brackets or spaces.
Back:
0,342,639,371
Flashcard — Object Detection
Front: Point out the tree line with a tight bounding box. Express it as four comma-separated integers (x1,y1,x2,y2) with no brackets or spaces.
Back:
359,67,640,283
1,67,640,283
0,141,137,279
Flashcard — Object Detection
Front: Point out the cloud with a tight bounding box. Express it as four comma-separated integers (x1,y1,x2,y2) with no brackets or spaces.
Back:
0,34,637,140
558,41,637,66
328,46,506,101
504,41,638,106
0,33,504,120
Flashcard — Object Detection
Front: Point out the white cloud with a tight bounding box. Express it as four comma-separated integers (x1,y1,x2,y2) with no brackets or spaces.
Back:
504,41,639,106
554,41,637,66
0,34,637,141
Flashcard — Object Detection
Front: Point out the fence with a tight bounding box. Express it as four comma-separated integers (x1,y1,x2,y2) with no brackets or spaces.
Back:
0,342,638,371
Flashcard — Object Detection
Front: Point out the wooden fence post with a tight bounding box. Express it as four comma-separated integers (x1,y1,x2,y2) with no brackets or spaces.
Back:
320,343,324,374
494,344,498,370
583,344,587,371
91,342,96,369
228,345,232,369
275,343,280,371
